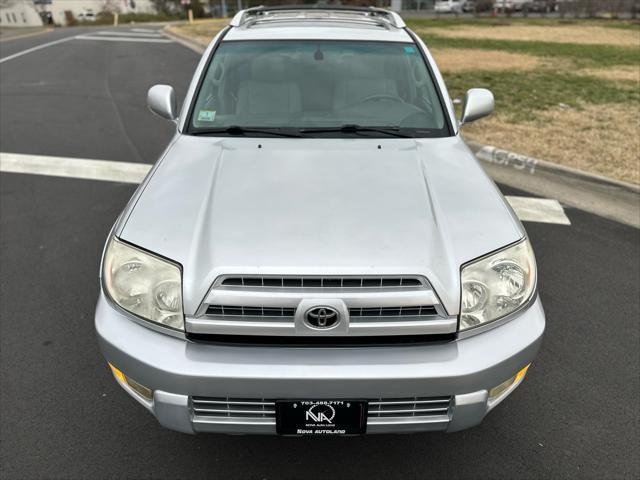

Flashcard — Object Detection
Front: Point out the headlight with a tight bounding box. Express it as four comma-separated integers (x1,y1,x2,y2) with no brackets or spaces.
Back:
460,238,536,331
103,237,184,330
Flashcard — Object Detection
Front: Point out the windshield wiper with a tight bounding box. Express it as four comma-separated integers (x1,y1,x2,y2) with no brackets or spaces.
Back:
300,124,413,138
192,126,303,138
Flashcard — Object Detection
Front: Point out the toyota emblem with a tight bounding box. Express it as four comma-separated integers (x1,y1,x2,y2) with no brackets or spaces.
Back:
305,306,340,329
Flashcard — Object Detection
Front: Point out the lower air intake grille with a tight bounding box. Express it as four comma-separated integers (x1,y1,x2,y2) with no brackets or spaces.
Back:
367,396,451,418
192,397,276,419
191,396,451,420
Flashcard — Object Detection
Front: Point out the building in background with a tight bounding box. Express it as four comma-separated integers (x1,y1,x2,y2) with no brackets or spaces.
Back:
30,0,157,26
0,0,44,27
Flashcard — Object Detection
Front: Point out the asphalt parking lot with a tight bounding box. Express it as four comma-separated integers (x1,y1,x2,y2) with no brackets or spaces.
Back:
1,27,639,479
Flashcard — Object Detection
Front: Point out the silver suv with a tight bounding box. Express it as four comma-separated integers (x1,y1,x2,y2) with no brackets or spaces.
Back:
96,6,545,435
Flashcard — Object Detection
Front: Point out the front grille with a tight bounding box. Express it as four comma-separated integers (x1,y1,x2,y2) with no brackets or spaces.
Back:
219,276,424,288
349,306,437,318
206,305,296,318
367,396,451,418
191,396,452,421
192,397,275,419
205,305,437,319
190,273,456,340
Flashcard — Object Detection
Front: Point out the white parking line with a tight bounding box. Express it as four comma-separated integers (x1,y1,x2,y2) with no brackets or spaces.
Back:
0,152,151,184
505,196,571,225
0,152,572,225
75,35,173,44
0,36,76,64
93,30,165,38
0,32,171,64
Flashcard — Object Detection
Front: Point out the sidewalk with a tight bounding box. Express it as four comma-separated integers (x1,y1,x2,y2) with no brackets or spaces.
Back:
0,27,50,41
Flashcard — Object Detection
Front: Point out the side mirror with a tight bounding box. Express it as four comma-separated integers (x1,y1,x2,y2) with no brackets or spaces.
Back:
459,88,494,125
147,84,177,121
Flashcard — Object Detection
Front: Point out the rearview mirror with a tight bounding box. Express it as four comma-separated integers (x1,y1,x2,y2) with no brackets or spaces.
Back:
459,88,494,125
147,84,177,121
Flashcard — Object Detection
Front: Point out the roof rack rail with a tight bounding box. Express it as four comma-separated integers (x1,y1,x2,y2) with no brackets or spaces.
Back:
229,5,406,29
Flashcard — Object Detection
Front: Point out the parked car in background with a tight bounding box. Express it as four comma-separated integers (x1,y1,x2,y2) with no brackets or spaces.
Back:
494,0,529,11
462,0,476,12
462,0,495,12
526,0,559,12
434,0,465,13
77,11,96,22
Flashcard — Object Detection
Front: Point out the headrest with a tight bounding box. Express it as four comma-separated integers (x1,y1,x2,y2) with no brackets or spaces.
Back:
250,55,288,83
341,54,388,78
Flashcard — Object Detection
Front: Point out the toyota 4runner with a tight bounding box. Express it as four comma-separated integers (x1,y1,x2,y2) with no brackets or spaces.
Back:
96,6,545,435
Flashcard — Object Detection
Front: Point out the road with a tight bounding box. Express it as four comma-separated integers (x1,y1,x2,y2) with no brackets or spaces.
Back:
1,27,638,480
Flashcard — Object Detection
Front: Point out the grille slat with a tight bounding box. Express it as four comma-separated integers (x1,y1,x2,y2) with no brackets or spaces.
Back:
368,398,448,406
193,399,273,406
368,407,449,415
220,276,424,289
206,305,296,318
194,408,277,415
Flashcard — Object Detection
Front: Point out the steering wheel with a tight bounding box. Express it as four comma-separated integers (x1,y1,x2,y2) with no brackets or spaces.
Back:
358,93,405,104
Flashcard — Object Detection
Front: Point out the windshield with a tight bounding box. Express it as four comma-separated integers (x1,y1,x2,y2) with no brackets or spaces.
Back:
189,40,449,137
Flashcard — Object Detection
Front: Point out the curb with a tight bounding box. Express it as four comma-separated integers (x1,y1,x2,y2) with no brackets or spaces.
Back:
465,140,639,228
163,25,207,54
465,140,640,194
0,27,53,42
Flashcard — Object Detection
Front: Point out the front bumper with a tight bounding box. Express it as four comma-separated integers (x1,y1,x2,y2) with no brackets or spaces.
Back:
95,292,545,434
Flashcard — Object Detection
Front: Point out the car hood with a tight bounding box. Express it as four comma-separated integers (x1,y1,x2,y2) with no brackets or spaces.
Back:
118,135,523,315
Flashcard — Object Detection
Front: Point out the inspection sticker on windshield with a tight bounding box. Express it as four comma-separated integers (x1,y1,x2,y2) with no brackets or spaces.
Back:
403,46,416,54
197,110,216,122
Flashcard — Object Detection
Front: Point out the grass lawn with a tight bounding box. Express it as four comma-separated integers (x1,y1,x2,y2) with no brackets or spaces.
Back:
168,17,640,183
412,18,640,183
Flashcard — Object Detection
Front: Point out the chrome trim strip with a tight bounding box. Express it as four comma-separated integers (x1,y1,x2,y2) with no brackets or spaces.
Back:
367,415,450,426
202,288,440,310
193,399,273,406
193,416,276,426
369,399,448,406
348,318,456,335
187,318,293,335
368,407,448,415
186,317,456,336
193,408,276,415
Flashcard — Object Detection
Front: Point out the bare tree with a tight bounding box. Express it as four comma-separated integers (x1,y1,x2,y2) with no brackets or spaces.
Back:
102,0,122,14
